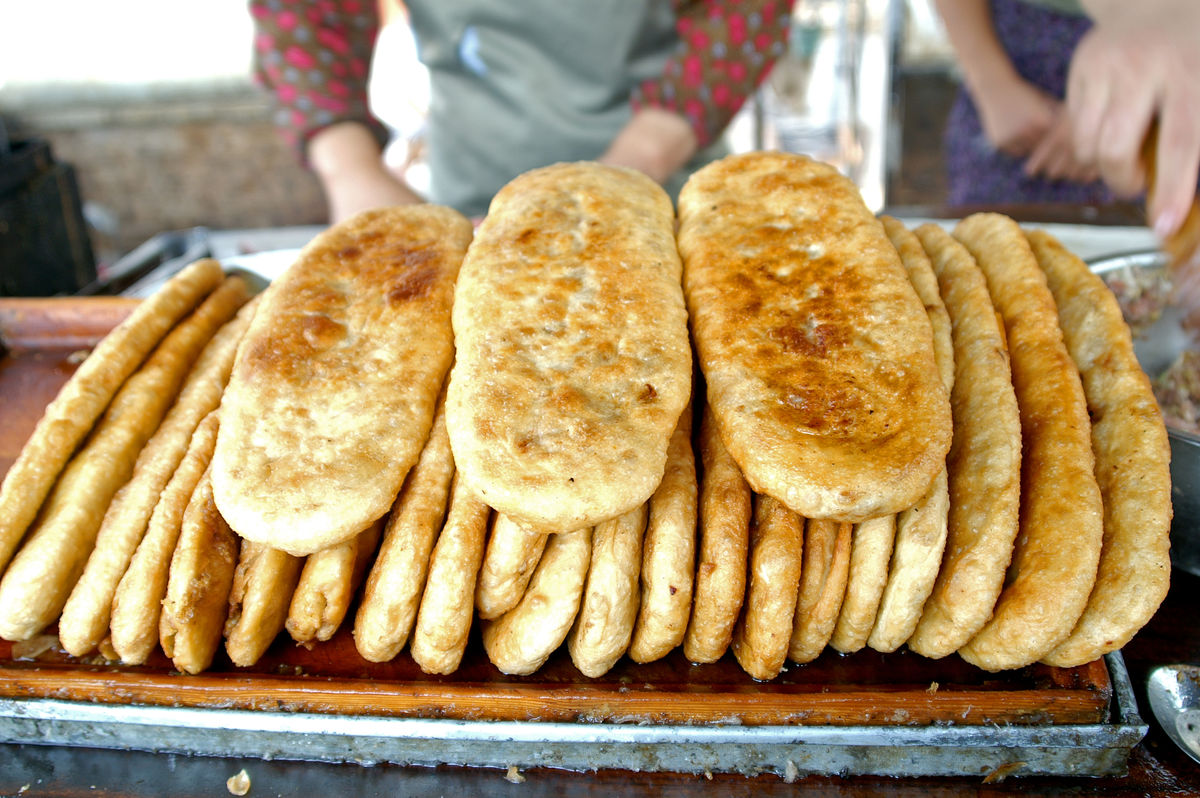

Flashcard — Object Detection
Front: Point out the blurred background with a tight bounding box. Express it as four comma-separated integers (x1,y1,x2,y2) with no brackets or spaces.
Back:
0,0,957,294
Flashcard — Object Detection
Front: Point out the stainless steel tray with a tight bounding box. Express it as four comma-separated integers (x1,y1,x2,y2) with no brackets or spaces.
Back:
0,652,1147,779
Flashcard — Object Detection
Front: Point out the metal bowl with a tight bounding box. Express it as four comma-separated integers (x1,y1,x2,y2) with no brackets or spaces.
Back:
1090,250,1200,576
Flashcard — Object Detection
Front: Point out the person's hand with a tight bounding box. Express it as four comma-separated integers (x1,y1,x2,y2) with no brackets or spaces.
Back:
973,74,1060,159
1068,3,1200,238
307,121,424,223
1023,111,1100,184
599,108,698,185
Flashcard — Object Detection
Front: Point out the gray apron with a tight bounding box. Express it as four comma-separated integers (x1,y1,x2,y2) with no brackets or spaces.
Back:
405,0,726,217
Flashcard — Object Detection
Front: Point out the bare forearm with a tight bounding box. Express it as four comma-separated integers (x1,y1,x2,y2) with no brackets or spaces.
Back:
307,122,423,222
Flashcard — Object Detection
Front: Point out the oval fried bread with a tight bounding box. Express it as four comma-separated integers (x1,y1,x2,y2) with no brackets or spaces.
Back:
212,205,472,556
677,152,951,522
953,214,1104,672
1028,230,1172,668
906,223,1022,660
446,162,692,532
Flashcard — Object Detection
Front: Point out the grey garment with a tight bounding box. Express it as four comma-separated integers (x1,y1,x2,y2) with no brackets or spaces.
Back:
1015,0,1087,17
405,0,723,217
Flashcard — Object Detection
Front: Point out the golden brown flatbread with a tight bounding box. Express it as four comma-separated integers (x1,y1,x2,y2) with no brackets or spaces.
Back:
953,214,1104,672
212,206,472,556
906,224,1022,660
446,162,692,532
0,258,223,575
677,152,951,522
1027,230,1172,667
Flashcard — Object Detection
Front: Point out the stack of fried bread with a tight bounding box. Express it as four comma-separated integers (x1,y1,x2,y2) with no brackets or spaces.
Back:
0,153,1171,682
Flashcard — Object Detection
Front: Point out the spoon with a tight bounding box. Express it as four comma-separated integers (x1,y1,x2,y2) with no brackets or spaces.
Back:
1147,664,1200,764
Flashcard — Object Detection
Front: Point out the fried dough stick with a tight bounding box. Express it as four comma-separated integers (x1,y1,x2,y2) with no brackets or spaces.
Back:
59,291,254,657
224,541,304,667
907,224,1022,659
1029,230,1172,667
731,495,803,680
160,466,239,675
354,400,454,663
482,527,593,675
0,259,223,574
286,519,383,646
568,503,648,678
475,514,548,621
410,473,491,675
0,276,248,641
629,403,697,664
954,213,1104,671
788,519,852,664
683,405,750,664
110,411,220,665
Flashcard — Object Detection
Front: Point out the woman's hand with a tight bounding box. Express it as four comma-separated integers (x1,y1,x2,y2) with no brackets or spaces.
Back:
1070,1,1200,237
307,122,424,223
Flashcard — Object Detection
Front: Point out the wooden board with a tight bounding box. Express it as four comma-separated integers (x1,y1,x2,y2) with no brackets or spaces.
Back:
0,297,1113,728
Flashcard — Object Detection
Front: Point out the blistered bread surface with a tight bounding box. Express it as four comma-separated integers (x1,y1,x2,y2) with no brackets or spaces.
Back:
446,162,692,530
678,152,951,521
213,205,472,555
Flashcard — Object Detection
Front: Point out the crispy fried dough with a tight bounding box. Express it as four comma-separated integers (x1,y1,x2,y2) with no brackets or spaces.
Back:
629,403,697,664
224,542,303,667
788,519,852,664
869,218,953,654
868,470,950,653
683,406,751,664
953,214,1104,671
0,276,249,642
1028,230,1172,667
483,527,593,676
213,206,472,556
353,400,455,663
0,258,223,575
475,514,548,621
731,495,803,680
60,291,254,657
447,162,692,532
678,152,951,522
287,518,383,646
160,466,239,675
410,474,491,675
907,224,1022,659
830,515,895,654
568,503,648,678
111,410,220,665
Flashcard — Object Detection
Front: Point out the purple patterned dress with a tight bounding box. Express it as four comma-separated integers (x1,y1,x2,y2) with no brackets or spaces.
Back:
944,0,1111,205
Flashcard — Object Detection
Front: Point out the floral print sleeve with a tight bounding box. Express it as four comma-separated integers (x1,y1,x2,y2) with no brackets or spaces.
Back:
250,0,793,159
633,0,794,148
249,0,388,159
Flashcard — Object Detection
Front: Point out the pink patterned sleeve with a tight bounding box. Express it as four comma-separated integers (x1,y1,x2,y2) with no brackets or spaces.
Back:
633,0,794,148
249,0,389,159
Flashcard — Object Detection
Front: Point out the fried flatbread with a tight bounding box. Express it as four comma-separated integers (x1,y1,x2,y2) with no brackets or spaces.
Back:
953,214,1104,672
446,162,692,531
1028,230,1172,667
629,403,697,664
907,224,1022,660
731,494,803,680
677,152,951,522
0,258,223,575
869,218,953,654
212,206,471,556
683,405,750,664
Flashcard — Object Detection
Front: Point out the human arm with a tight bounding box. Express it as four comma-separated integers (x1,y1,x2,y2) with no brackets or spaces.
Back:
249,0,419,221
933,0,1066,164
612,0,792,181
1069,0,1200,238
